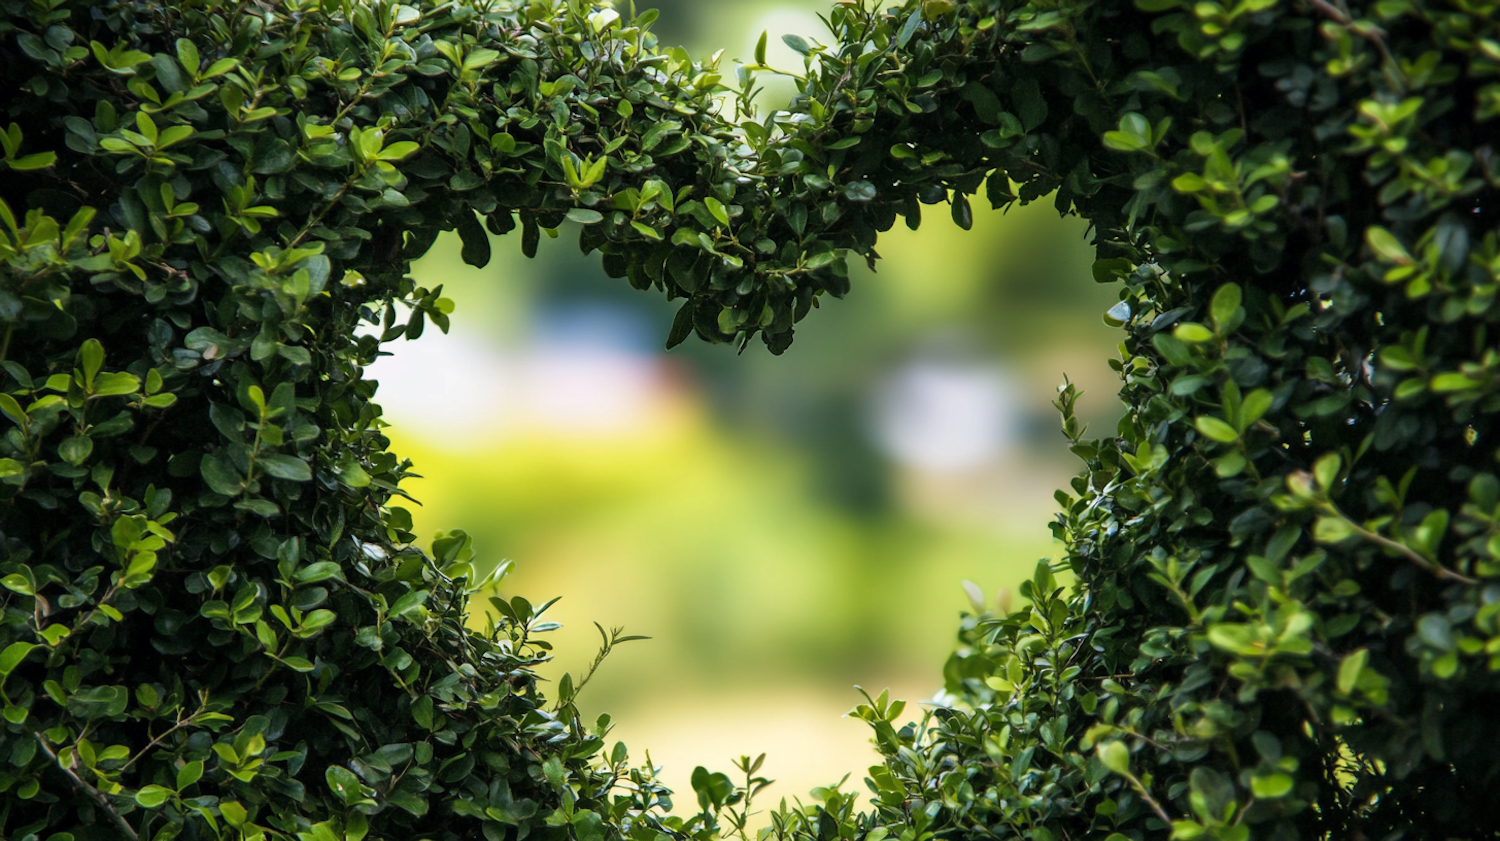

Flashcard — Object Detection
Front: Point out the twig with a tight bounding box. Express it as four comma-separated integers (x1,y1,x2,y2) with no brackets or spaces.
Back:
34,732,140,841
120,697,209,772
1121,769,1173,826
1345,517,1477,585
1322,499,1479,585
285,183,350,250
1307,0,1403,89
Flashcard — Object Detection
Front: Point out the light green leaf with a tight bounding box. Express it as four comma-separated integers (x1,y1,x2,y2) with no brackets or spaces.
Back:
0,394,25,427
1173,322,1215,343
1098,741,1130,775
462,49,500,71
0,642,36,676
1431,372,1481,392
704,197,729,226
176,38,200,75
1194,416,1238,443
93,371,140,396
1366,226,1411,263
1313,452,1341,490
135,784,173,808
1210,283,1242,331
1250,773,1294,799
80,338,104,389
2,573,34,595
8,152,56,171
1314,516,1356,543
564,208,603,225
177,760,204,790
1337,648,1367,695
377,141,420,161
220,801,248,827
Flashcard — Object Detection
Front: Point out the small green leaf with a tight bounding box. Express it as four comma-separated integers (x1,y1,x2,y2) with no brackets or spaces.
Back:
666,301,694,350
1313,452,1341,491
8,152,56,171
1314,516,1356,544
411,695,434,730
704,197,730,226
220,801,248,827
294,562,342,584
377,141,420,161
1250,773,1294,799
176,38,200,75
1173,322,1215,343
1337,648,1367,695
565,208,604,224
0,393,25,427
258,454,312,482
1099,741,1130,775
0,642,36,676
543,755,566,789
1431,372,1482,392
2,574,34,595
200,453,243,496
136,111,158,145
462,48,500,70
950,193,972,230
334,459,370,488
93,371,140,396
1194,416,1238,443
1210,283,1242,331
455,210,492,268
176,760,204,790
135,784,173,808
389,590,429,619
80,338,104,389
203,57,238,78
59,436,94,465
1172,172,1208,192
1366,226,1411,263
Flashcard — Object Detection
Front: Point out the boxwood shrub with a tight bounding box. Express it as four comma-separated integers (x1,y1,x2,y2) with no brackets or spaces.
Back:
1,0,1497,839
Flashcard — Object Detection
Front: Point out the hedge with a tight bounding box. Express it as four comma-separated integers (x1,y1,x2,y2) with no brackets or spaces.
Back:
2,0,1498,839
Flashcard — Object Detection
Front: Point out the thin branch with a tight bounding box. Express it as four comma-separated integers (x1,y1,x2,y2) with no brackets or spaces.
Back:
1306,0,1402,89
285,183,350,250
1326,503,1478,585
120,697,209,772
1351,521,1477,585
34,732,140,841
1122,769,1173,826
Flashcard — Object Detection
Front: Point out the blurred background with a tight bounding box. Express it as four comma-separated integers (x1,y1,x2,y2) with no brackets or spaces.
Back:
368,0,1124,813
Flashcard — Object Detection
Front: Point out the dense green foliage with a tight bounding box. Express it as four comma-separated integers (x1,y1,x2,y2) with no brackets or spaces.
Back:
3,0,1500,840
0,1,759,839
812,1,1500,840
